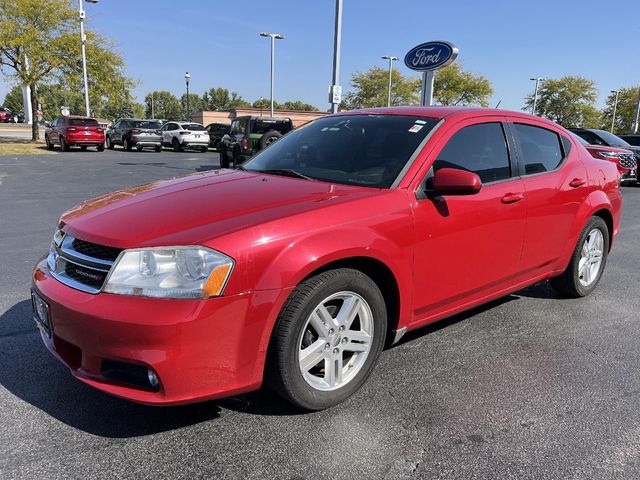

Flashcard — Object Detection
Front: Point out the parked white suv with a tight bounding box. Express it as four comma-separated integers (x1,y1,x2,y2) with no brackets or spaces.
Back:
160,122,209,152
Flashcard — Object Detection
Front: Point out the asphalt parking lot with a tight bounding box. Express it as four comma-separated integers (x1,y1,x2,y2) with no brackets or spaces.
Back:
1,149,640,479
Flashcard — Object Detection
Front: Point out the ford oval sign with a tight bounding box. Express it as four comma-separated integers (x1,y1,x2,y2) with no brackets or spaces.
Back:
404,41,459,72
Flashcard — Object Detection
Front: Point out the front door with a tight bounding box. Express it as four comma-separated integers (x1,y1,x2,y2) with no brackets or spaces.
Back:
411,118,527,321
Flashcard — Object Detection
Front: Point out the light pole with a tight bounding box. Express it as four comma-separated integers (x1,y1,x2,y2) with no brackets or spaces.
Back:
382,55,398,107
184,72,190,120
330,0,343,114
610,89,620,133
259,32,285,117
530,77,544,116
79,0,98,116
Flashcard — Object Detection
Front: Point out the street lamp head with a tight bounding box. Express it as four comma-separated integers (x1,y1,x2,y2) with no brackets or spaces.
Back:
260,32,285,39
530,77,544,81
382,55,398,60
85,0,99,3
274,34,285,40
260,32,271,37
611,90,619,94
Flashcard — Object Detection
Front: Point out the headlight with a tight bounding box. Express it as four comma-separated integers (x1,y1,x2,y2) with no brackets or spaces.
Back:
103,247,234,299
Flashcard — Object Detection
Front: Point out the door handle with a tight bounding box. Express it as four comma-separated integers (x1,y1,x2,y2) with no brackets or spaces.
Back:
569,178,586,188
501,192,524,204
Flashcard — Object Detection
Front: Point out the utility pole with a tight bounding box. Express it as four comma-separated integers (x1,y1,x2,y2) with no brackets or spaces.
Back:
330,0,343,113
78,0,98,116
259,32,285,117
530,77,544,116
184,72,190,120
610,89,620,133
382,55,398,107
632,86,640,134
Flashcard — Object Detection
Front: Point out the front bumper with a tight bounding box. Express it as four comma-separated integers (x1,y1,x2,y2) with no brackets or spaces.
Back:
32,259,285,405
621,168,637,182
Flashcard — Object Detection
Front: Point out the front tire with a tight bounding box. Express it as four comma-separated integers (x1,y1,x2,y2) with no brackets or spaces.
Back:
220,147,230,168
45,135,53,150
123,137,132,151
267,268,387,410
549,216,609,297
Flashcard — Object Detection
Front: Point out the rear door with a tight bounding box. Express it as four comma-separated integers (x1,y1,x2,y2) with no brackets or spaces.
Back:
508,120,588,273
412,117,527,318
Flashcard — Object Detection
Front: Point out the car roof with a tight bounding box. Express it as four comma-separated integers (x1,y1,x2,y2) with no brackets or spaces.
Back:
335,106,562,128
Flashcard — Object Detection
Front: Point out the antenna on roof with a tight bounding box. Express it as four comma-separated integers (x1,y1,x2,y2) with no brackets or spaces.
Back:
494,100,502,109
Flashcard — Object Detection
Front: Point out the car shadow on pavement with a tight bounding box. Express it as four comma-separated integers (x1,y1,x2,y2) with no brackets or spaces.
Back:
0,282,559,435
117,162,194,172
0,300,223,438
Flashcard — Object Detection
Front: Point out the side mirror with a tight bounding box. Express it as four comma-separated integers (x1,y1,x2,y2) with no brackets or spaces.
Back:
428,168,482,196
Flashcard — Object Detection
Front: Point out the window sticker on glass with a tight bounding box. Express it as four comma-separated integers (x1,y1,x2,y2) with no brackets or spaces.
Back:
415,120,427,125
408,124,424,133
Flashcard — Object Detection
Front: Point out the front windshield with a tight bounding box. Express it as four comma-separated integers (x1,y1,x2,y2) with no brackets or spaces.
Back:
595,130,631,148
243,115,438,188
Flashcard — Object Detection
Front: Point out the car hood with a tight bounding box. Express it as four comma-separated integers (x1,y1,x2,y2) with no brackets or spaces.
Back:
60,169,381,248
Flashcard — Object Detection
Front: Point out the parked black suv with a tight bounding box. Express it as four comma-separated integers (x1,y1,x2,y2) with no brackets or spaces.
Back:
619,134,640,147
205,123,231,149
106,118,163,152
220,116,293,168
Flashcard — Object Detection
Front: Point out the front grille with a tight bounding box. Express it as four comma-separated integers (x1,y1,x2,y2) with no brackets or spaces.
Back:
619,154,637,170
71,237,121,262
63,261,108,290
48,233,121,294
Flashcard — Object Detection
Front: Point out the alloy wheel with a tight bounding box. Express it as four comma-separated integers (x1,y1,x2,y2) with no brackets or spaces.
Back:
578,228,604,287
298,291,374,391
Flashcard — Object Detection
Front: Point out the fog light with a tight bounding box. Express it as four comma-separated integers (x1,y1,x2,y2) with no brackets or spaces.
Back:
147,369,159,388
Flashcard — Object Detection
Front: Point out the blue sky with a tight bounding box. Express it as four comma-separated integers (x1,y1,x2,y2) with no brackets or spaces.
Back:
1,0,639,112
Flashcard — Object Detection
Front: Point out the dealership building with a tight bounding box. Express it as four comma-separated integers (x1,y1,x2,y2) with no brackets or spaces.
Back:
190,107,327,128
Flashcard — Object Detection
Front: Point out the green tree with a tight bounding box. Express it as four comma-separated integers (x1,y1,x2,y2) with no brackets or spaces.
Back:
433,63,493,107
2,83,23,111
601,87,640,134
524,76,601,128
0,0,136,140
180,93,205,118
342,66,421,109
280,100,318,111
203,87,250,110
144,91,182,120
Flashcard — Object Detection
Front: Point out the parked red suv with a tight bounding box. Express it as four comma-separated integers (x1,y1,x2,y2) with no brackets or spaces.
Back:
32,107,622,410
570,132,637,184
45,116,105,151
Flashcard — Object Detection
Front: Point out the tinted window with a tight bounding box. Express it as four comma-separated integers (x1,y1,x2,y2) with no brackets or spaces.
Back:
433,122,510,183
237,118,248,133
591,129,631,148
252,119,292,135
132,121,161,129
620,135,640,147
180,123,205,131
574,130,604,146
513,123,563,175
244,115,438,188
66,118,99,127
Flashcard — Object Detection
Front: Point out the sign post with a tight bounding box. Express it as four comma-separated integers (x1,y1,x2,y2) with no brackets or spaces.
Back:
404,41,458,106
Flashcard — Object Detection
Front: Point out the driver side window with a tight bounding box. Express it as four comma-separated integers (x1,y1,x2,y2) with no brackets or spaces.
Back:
434,122,511,183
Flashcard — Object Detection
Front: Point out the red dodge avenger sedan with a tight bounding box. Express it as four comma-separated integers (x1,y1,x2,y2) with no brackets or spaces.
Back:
32,107,622,410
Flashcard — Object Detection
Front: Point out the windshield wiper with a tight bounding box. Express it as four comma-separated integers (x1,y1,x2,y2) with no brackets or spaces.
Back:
258,168,315,181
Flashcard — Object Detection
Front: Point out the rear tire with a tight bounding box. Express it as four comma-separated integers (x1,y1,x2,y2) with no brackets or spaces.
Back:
172,138,182,152
232,148,241,167
220,147,230,168
60,136,70,152
96,144,104,152
155,146,162,153
80,146,87,151
266,268,387,411
549,216,609,298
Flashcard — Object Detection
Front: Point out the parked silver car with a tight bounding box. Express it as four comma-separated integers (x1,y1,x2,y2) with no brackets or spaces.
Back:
160,122,209,152
106,119,163,152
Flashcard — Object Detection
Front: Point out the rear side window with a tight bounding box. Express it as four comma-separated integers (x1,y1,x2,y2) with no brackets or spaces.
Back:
434,122,511,183
66,118,99,127
513,123,564,175
252,119,292,135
